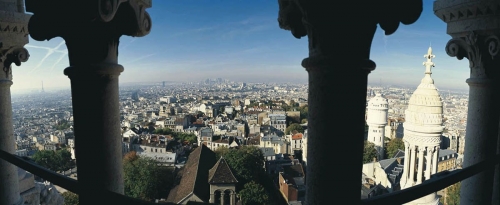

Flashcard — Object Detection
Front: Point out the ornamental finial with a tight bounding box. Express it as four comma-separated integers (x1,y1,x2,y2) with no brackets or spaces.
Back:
423,46,435,75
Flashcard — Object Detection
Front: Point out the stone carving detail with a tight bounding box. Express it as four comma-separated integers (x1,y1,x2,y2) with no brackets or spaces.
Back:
276,0,422,60
277,0,306,39
26,0,152,65
435,3,500,23
98,0,126,23
446,31,500,78
404,134,441,145
0,23,28,34
0,45,30,77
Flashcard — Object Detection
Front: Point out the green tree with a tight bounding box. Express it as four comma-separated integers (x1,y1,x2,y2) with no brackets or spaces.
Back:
363,141,378,164
298,105,308,121
444,182,461,205
54,120,71,130
62,191,79,205
153,127,172,135
123,151,174,201
174,132,197,144
286,123,304,135
32,149,74,172
219,106,226,114
217,146,264,185
239,181,269,205
215,146,230,159
386,138,405,158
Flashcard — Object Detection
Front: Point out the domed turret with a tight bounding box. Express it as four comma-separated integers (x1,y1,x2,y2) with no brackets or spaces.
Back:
366,92,389,160
401,47,443,205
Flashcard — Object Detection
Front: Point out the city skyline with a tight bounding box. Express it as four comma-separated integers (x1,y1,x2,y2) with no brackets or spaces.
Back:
15,0,469,93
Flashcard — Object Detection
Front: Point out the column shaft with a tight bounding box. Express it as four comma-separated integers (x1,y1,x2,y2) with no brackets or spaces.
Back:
425,147,432,180
417,148,424,184
432,147,438,175
221,193,225,205
493,125,500,204
306,64,372,203
460,78,500,204
65,64,124,204
0,75,20,205
403,143,410,182
409,146,416,185
0,3,30,204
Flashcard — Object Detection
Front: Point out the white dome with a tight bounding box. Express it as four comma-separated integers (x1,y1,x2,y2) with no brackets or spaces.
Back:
367,93,389,109
404,46,444,145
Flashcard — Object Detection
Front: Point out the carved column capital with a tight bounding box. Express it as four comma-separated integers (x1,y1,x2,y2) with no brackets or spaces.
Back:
0,46,30,80
0,3,31,79
277,0,423,67
26,0,152,65
445,31,500,79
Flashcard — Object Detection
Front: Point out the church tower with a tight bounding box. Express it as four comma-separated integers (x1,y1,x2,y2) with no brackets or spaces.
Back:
366,92,388,160
401,47,443,205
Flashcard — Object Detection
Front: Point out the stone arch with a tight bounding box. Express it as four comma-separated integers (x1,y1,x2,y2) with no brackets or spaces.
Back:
223,189,233,205
214,189,222,204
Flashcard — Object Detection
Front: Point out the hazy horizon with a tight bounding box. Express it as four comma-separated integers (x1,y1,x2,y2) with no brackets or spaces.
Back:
11,0,470,94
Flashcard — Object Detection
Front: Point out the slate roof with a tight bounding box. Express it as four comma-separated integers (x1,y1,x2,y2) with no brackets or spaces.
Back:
438,149,457,159
389,149,458,161
392,149,405,158
208,157,238,184
260,147,275,157
166,145,216,204
281,164,305,186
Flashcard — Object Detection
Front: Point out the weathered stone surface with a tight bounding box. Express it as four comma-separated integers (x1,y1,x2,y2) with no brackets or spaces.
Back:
435,1,500,204
0,1,31,205
277,0,423,59
26,0,152,65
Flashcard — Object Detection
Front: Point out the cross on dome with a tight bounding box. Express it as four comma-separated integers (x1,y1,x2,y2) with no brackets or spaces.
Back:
423,46,435,75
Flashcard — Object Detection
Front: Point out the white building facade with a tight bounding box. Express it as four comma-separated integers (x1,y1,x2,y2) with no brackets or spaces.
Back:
366,93,388,160
400,47,443,205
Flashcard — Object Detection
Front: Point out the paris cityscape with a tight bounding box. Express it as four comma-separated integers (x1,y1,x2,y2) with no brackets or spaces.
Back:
2,0,493,205
11,57,468,204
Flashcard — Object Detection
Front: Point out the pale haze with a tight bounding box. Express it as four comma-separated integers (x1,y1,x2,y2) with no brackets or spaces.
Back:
13,0,470,93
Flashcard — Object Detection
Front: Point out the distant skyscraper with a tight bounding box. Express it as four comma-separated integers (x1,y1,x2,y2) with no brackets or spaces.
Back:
163,81,165,87
41,81,44,93
131,90,140,101
366,92,388,160
401,47,443,205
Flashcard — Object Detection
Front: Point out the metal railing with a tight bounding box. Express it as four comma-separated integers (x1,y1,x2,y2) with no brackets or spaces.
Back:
361,154,500,204
2,148,499,205
0,149,176,205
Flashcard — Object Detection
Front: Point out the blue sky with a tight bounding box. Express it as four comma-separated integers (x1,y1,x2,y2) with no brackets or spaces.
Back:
14,0,470,93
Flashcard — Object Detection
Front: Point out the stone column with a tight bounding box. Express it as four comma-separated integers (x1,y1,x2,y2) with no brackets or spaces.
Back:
432,146,438,175
442,33,500,204
230,193,235,205
277,0,422,203
0,1,30,204
436,2,500,204
209,193,214,203
417,147,425,184
26,0,151,204
402,142,410,182
409,145,417,185
425,147,432,180
221,193,225,205
494,127,500,205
